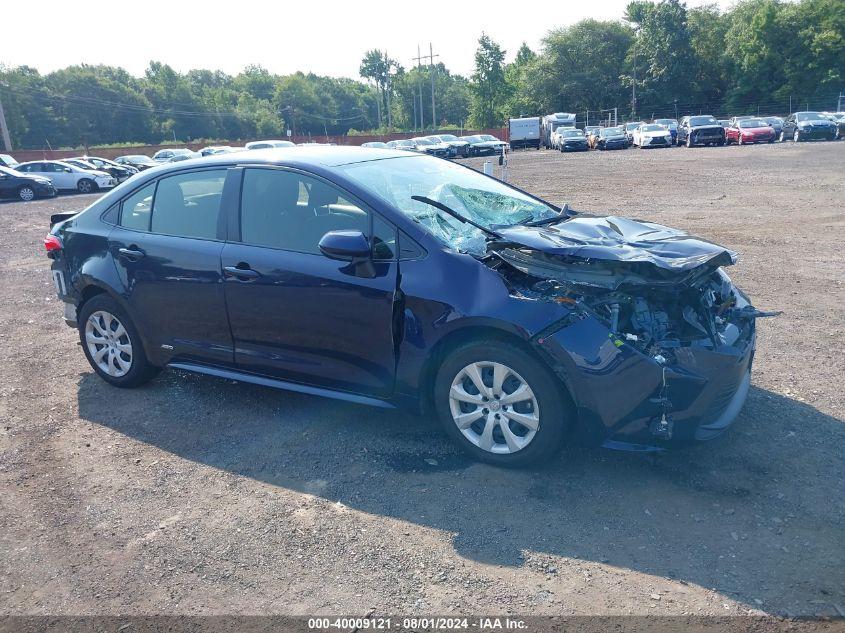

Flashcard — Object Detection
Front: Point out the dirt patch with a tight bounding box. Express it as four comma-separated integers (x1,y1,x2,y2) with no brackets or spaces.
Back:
1,142,843,618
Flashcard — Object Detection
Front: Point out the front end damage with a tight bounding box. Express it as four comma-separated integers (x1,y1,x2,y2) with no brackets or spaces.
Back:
485,215,776,449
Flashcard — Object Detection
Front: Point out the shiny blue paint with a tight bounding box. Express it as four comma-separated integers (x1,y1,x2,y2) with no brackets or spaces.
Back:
49,147,756,450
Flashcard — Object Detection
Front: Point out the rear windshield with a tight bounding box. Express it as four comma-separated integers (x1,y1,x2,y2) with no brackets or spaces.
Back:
689,116,718,126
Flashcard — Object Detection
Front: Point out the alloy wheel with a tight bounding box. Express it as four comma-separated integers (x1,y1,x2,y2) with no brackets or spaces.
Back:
19,187,35,201
85,310,133,377
448,361,539,454
78,179,93,193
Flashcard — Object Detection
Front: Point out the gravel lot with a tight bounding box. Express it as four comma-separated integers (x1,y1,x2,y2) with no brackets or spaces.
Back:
1,142,843,620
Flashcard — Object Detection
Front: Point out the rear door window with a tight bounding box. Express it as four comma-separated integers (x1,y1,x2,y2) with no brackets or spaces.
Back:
150,170,226,240
120,183,156,231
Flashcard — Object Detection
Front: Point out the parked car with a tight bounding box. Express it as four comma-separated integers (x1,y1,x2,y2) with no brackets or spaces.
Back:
411,137,450,158
459,135,508,156
653,118,679,144
725,118,776,145
557,129,590,152
244,140,296,150
430,134,471,158
361,142,388,149
763,116,785,138
0,153,20,168
199,146,238,156
780,112,838,142
152,148,198,163
550,125,578,150
45,147,764,466
386,139,419,152
0,165,57,201
583,126,602,148
677,115,725,147
718,119,731,129
594,126,629,150
16,160,116,193
821,112,845,139
624,121,644,144
632,123,673,148
68,156,137,182
114,155,157,171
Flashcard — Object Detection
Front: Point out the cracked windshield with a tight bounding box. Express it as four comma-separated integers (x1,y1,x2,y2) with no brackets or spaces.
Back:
339,155,558,255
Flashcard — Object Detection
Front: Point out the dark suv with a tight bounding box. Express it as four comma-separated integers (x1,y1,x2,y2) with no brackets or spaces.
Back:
47,147,762,465
677,115,725,147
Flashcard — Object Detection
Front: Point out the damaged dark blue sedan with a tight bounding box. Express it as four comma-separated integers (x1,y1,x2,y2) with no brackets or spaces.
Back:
46,147,769,466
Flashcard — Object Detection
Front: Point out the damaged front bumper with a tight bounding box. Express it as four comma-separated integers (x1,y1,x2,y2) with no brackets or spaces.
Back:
533,296,755,449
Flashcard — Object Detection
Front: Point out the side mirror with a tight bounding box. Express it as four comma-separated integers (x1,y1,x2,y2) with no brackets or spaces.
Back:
318,230,371,261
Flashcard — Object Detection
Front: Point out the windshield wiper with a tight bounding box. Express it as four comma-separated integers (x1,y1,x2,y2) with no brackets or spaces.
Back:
522,203,576,226
411,195,503,239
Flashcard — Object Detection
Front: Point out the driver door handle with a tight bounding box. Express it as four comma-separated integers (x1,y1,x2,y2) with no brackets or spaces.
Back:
224,265,260,279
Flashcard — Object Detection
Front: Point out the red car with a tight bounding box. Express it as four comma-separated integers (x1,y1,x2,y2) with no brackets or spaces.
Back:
726,118,776,145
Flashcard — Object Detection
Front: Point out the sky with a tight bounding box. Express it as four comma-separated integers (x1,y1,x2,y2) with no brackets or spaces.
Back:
2,0,732,80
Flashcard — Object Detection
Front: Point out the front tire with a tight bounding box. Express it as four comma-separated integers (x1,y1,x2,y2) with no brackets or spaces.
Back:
77,178,95,194
18,186,36,202
434,340,571,467
686,134,694,148
78,294,160,388
794,130,801,142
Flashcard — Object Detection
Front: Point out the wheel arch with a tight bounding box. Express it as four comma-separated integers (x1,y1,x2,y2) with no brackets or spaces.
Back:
416,324,574,417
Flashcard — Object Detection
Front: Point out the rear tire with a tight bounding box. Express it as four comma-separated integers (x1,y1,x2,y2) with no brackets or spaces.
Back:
78,294,160,388
433,339,571,467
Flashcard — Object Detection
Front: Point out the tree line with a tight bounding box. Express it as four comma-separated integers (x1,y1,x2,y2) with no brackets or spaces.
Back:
1,0,842,149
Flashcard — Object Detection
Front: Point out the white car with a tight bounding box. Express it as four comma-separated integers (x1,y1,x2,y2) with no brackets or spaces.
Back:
152,148,198,163
245,140,296,150
632,123,673,148
550,125,576,149
16,160,116,193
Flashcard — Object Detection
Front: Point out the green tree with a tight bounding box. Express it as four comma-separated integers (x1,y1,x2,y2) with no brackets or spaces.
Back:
624,0,697,114
359,50,402,127
469,33,508,128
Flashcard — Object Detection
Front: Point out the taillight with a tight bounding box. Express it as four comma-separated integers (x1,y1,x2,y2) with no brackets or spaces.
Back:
44,235,63,253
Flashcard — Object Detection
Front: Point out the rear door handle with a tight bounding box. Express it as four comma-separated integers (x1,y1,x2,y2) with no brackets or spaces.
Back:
118,247,145,260
223,265,260,279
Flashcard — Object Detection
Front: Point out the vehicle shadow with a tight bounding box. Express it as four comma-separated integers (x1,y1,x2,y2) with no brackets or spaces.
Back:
76,371,845,615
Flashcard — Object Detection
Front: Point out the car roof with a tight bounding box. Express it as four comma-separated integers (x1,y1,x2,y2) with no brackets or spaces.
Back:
137,146,414,171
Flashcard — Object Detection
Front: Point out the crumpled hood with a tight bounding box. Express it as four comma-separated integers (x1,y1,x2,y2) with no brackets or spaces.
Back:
492,215,737,272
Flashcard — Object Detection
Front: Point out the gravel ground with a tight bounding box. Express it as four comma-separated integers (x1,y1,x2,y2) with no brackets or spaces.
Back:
0,142,843,620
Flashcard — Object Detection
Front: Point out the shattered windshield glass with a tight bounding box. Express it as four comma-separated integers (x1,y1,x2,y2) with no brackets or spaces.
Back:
338,155,558,255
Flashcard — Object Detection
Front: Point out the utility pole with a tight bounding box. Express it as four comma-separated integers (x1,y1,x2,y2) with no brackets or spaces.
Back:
385,50,393,129
631,50,637,119
838,92,844,112
413,46,424,128
414,44,439,130
429,43,439,131
0,87,12,152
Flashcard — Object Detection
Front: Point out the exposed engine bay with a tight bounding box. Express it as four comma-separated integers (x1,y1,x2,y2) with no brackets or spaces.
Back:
484,215,778,363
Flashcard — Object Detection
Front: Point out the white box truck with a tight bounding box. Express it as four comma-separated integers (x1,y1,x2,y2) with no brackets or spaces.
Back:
508,117,541,150
541,112,577,148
